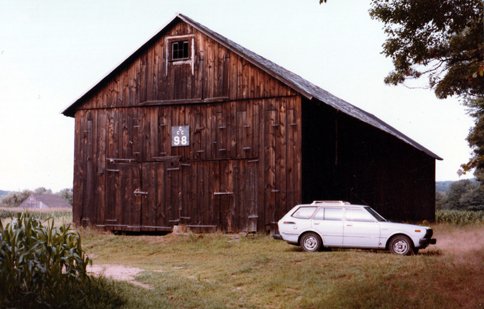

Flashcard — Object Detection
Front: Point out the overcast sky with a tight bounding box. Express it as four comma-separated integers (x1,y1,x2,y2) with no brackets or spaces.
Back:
0,0,474,192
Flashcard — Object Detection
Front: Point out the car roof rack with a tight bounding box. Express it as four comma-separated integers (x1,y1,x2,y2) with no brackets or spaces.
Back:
311,200,350,205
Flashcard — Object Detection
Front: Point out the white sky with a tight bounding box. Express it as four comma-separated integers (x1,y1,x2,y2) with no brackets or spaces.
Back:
0,0,474,192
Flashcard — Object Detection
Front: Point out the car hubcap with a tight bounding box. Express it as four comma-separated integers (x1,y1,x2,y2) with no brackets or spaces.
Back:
393,240,409,254
304,236,317,250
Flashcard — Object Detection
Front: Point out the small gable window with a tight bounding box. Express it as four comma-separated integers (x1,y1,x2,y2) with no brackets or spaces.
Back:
172,40,190,61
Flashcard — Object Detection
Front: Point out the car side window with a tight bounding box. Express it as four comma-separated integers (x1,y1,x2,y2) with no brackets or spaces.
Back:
345,208,376,222
291,206,317,219
313,208,325,220
323,208,344,221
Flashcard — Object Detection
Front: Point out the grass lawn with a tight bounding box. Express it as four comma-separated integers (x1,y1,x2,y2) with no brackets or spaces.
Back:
80,224,484,309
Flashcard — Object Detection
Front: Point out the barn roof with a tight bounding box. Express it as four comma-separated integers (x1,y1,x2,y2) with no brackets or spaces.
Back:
19,193,71,208
63,13,442,160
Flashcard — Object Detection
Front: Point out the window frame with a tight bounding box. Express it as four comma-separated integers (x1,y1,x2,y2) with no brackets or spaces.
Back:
291,206,317,219
164,35,195,75
171,40,190,61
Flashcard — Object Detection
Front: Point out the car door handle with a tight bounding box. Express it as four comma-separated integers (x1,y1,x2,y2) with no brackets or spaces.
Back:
346,224,352,227
314,222,320,225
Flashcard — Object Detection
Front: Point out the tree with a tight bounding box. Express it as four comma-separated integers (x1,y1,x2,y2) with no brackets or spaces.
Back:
460,97,484,181
57,188,73,205
369,0,484,181
369,0,483,99
34,187,52,194
440,179,484,210
0,190,32,207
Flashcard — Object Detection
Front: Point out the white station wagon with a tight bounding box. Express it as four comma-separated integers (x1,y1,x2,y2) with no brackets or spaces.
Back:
277,201,436,255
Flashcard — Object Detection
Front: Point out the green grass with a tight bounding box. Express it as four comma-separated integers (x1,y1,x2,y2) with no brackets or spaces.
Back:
3,209,482,308
81,226,483,309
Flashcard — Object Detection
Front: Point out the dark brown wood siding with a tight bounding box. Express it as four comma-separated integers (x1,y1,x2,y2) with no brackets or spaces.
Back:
73,96,302,232
301,100,436,222
78,22,295,111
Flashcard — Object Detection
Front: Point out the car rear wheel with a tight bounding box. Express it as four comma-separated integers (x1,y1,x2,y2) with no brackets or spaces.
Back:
389,235,414,256
300,232,322,252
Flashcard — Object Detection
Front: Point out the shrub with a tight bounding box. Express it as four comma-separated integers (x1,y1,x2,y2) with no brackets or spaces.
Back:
0,213,124,308
436,209,484,225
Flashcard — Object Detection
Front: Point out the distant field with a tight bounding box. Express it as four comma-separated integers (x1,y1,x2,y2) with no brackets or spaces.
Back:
0,207,72,226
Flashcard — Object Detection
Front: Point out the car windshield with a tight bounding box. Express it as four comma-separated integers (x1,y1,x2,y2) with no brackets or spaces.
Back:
364,207,387,222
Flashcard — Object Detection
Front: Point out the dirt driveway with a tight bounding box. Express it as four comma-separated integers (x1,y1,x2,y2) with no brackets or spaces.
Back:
430,225,484,263
87,264,153,289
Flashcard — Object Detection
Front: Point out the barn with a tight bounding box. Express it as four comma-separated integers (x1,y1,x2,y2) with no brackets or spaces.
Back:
19,194,71,209
62,14,441,233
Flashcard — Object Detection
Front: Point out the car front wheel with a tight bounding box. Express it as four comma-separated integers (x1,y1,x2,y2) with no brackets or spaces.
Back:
300,232,322,252
389,235,414,256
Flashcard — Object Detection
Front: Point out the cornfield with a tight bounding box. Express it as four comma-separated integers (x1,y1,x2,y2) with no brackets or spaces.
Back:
0,212,123,308
436,209,484,225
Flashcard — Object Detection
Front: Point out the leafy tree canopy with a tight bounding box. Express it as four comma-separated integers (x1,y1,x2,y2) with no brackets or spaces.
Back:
369,0,484,182
437,179,484,210
369,0,483,99
461,97,484,181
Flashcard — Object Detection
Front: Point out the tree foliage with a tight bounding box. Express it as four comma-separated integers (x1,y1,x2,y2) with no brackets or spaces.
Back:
437,179,484,211
0,188,73,207
369,0,484,182
369,0,483,99
461,97,484,181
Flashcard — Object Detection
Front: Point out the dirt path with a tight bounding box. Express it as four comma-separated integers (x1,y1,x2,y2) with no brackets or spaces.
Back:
87,264,153,289
428,225,484,264
423,225,484,309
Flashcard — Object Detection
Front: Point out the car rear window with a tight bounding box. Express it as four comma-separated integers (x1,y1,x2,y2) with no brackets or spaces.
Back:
291,206,317,219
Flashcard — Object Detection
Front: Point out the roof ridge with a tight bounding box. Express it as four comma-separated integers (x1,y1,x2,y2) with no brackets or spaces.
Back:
62,13,441,160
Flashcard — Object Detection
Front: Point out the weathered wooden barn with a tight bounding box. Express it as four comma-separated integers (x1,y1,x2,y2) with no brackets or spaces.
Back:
63,14,441,233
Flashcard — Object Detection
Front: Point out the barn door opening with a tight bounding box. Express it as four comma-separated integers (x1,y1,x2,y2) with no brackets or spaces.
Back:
105,161,141,228
212,161,234,233
240,160,259,233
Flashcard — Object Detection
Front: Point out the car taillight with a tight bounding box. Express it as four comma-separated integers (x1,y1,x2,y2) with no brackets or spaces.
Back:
283,221,295,224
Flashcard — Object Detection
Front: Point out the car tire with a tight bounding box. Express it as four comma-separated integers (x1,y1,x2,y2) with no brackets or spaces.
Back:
389,235,414,256
300,232,322,252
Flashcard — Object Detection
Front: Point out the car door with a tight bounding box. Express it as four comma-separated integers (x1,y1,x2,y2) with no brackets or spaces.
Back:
311,207,344,247
342,208,381,248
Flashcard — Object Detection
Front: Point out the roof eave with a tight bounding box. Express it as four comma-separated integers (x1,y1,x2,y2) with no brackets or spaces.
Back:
62,15,185,118
177,14,314,100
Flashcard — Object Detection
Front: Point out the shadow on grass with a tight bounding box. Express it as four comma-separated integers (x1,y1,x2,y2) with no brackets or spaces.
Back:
419,249,443,256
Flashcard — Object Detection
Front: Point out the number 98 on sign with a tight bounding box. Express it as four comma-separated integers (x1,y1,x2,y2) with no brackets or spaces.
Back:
171,126,190,147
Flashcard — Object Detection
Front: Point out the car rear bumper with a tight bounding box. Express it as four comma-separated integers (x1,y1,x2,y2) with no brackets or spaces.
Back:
272,233,283,240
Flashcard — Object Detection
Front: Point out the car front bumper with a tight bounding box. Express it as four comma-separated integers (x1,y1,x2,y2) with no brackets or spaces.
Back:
419,237,437,248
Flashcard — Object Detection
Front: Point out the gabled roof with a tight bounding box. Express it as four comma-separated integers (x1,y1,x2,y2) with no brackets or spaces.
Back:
19,193,71,208
63,13,441,160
